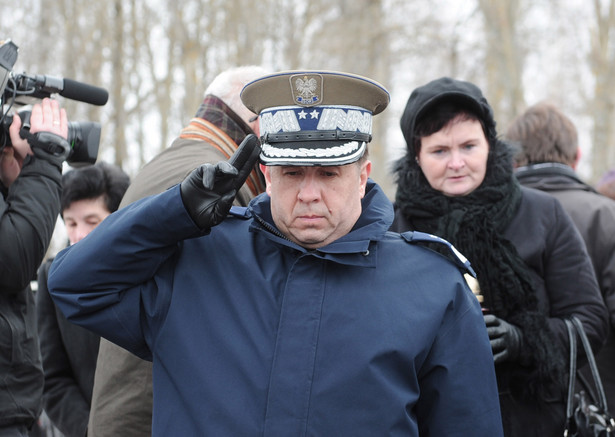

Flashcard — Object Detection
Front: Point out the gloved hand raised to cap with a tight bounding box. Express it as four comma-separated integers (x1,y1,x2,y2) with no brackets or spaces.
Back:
484,314,524,364
180,134,261,231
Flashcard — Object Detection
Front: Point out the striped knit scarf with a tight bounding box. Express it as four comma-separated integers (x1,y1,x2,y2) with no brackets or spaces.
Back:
180,95,265,198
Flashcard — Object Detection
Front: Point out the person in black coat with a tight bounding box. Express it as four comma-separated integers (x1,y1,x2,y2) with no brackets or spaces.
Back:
507,101,615,414
0,98,69,436
391,77,608,437
36,162,130,437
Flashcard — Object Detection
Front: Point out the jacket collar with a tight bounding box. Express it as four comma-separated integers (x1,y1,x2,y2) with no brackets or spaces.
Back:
515,163,596,193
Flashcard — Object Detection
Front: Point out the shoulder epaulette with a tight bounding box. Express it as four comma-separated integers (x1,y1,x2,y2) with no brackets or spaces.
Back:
400,231,476,277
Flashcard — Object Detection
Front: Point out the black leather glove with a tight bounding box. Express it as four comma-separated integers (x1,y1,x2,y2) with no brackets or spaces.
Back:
180,134,261,230
24,131,71,170
484,314,523,364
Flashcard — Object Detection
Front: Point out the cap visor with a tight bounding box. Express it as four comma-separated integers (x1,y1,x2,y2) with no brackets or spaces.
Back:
260,140,366,166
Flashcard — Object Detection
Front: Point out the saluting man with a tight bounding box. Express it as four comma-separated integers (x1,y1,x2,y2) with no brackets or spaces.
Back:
48,70,503,436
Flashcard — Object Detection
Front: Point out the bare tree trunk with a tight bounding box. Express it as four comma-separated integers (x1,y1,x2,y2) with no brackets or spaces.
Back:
589,0,615,181
477,0,525,129
111,0,127,167
364,0,395,196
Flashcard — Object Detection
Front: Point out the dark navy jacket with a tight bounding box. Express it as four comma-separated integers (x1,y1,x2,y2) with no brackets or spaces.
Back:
48,180,503,436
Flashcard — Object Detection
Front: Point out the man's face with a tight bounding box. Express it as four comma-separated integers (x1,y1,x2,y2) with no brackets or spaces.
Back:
63,196,111,245
261,160,371,249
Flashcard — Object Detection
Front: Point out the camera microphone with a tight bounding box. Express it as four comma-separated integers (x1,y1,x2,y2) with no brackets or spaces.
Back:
32,75,109,106
0,41,105,164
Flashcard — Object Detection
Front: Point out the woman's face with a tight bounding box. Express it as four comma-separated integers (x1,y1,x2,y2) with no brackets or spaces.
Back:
417,118,489,197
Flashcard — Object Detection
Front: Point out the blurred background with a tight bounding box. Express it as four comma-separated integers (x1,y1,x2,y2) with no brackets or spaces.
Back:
1,0,613,199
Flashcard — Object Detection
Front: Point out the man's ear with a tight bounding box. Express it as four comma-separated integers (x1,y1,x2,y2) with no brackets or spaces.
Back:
260,164,272,195
359,160,371,198
571,147,581,170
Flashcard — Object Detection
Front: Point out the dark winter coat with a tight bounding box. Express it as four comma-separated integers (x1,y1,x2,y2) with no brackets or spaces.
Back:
392,186,608,384
0,154,61,428
516,163,615,411
392,76,608,437
48,181,504,436
36,258,100,436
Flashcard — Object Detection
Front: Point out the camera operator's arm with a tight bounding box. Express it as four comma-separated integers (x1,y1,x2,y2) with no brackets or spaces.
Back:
0,98,68,292
1,99,68,187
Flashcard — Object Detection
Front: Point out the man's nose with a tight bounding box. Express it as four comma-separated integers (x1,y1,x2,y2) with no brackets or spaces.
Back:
298,174,320,202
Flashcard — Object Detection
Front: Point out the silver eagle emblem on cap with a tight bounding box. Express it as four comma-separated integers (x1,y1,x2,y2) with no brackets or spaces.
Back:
291,74,322,106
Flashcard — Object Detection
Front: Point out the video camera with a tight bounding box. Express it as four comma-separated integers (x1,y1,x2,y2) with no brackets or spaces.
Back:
0,39,109,166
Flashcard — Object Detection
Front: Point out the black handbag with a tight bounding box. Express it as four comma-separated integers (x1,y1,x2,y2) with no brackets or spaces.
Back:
564,317,615,437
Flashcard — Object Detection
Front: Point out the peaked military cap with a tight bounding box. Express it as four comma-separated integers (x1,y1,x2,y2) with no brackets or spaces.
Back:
240,70,390,166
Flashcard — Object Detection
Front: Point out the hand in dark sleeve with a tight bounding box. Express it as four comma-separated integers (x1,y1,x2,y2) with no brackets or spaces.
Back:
484,314,523,363
180,134,261,230
0,99,67,291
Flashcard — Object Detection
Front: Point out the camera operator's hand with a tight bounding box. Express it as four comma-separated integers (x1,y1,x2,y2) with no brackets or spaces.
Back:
180,134,261,231
27,98,69,169
30,97,69,139
484,314,524,364
1,98,68,186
